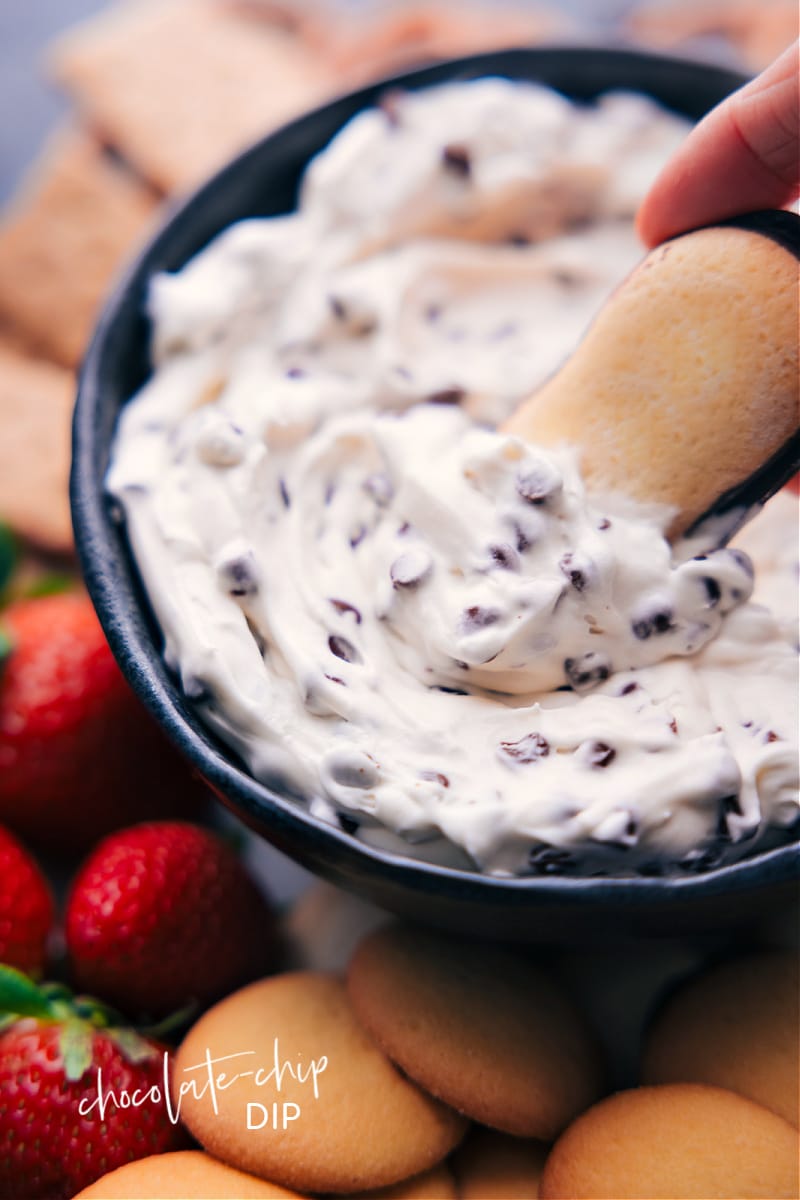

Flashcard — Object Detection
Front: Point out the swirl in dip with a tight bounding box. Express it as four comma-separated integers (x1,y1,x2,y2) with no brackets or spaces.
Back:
108,80,799,875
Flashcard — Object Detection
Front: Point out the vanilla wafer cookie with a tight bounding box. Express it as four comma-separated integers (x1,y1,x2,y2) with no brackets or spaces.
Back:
347,924,604,1140
642,949,799,1126
72,1150,306,1198
539,1083,799,1199
174,972,466,1195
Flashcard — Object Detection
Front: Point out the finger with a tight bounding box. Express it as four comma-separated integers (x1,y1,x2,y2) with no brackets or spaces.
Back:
637,41,800,247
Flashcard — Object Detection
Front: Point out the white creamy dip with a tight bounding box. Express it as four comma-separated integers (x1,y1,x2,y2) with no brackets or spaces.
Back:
108,79,799,875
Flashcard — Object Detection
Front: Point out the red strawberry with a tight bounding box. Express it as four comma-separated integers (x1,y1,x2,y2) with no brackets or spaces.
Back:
0,828,53,977
0,591,210,853
0,968,186,1200
66,821,277,1018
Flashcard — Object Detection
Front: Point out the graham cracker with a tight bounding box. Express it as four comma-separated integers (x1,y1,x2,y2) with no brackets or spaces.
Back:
325,2,569,83
49,0,336,195
0,340,75,553
0,128,157,368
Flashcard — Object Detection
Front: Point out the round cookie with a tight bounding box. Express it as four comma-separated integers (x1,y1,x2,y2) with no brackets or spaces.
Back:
346,924,604,1139
72,1150,305,1198
339,1162,457,1199
642,949,799,1126
539,1083,800,1199
173,972,467,1195
453,1127,549,1199
502,223,799,538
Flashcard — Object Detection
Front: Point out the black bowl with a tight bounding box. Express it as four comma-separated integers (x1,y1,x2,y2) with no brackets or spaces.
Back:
71,46,799,941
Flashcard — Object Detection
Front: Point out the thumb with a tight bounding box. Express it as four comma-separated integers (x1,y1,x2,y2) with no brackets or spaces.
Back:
637,41,800,247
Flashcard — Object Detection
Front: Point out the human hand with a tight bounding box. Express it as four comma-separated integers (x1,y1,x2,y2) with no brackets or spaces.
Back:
637,41,799,246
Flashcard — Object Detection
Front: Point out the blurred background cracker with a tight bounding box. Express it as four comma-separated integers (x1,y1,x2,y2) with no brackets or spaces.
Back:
0,341,74,553
0,128,157,369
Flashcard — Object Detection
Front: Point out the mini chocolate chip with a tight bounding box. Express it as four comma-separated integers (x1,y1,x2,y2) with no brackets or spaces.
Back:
559,552,587,592
620,681,638,696
516,464,561,504
435,685,468,695
489,543,520,571
328,634,359,663
363,473,394,506
329,598,362,624
338,813,360,834
528,846,573,875
349,525,367,549
500,732,550,763
442,143,471,176
584,741,615,768
218,552,260,598
279,478,291,509
564,652,610,690
324,480,336,506
425,303,442,323
508,232,530,247
669,717,678,734
702,576,721,606
766,730,780,743
420,770,450,788
632,609,674,640
428,386,465,405
329,295,348,320
461,605,502,632
597,518,612,531
391,549,432,588
324,674,345,686
726,547,754,578
183,676,211,701
286,366,306,379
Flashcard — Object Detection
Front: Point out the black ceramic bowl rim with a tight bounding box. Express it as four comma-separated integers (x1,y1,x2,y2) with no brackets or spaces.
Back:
72,46,799,938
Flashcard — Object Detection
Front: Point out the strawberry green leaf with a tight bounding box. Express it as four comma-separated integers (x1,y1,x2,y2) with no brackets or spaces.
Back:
0,625,12,674
107,1027,158,1065
0,965,55,1020
60,1018,94,1082
22,572,75,600
0,524,16,597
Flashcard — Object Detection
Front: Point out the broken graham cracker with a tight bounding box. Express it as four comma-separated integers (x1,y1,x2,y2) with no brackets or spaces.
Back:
0,128,157,369
49,0,337,196
0,340,75,553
